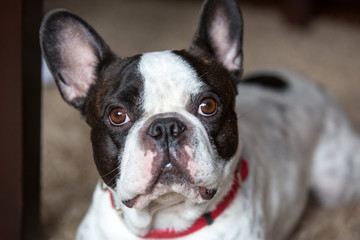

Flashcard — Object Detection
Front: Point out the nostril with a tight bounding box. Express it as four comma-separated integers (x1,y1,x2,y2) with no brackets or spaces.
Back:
171,123,186,136
153,125,163,138
147,124,163,138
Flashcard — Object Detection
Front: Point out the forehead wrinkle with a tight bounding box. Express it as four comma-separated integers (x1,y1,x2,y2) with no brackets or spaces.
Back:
138,51,203,115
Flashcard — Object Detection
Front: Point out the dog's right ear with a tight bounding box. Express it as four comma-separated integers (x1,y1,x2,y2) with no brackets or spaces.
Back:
191,0,243,84
40,9,113,113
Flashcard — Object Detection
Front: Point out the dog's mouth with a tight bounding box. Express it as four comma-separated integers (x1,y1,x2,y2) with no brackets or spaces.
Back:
121,163,217,209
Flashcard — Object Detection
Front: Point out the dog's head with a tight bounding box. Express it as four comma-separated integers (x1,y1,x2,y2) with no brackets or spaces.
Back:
40,0,243,232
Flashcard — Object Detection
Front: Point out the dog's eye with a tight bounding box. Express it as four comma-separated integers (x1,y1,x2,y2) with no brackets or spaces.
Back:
109,107,129,126
198,98,217,116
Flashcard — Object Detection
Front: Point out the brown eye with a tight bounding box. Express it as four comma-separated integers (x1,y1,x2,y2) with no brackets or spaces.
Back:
109,107,129,126
198,98,217,116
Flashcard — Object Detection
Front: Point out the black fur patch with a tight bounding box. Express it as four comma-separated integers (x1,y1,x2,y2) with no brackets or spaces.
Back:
173,50,239,161
242,75,289,91
86,55,144,188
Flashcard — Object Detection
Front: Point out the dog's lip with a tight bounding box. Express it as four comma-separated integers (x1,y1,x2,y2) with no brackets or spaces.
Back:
198,187,217,200
122,196,140,208
121,183,218,209
121,162,218,208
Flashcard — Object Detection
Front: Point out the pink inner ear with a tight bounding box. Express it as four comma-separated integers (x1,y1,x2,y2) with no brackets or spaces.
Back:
210,8,241,72
58,24,98,102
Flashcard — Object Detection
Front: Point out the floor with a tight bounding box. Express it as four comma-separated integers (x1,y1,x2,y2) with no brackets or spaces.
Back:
41,0,360,239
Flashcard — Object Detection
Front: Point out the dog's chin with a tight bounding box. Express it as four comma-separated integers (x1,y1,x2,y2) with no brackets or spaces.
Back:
122,183,200,209
121,163,219,209
122,182,218,210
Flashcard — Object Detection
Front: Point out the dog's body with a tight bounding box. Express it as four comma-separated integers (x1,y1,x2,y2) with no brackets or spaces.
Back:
75,68,360,240
40,0,360,239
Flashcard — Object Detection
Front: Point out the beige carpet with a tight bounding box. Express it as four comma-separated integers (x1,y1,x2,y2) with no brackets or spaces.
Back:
42,0,360,239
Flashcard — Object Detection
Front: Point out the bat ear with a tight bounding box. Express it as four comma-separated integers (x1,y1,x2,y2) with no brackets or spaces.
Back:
40,9,113,112
191,0,244,84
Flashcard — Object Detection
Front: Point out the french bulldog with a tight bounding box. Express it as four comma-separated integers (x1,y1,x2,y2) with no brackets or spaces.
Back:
40,0,360,239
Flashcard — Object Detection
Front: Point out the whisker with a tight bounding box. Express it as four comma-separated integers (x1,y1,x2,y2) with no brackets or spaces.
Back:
100,166,120,178
198,71,209,79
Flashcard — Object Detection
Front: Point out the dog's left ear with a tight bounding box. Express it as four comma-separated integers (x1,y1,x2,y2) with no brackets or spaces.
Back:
40,9,113,114
191,0,243,84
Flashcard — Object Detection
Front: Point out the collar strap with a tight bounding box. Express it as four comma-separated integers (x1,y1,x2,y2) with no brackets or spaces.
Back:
109,158,248,239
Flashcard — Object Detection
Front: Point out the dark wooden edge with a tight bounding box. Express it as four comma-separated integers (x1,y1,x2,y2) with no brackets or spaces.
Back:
0,0,23,239
21,0,43,239
0,0,42,239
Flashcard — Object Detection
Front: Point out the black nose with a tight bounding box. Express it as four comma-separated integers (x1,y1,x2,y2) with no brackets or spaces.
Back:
147,117,186,139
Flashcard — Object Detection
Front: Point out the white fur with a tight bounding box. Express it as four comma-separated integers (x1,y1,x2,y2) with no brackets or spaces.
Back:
77,67,360,240
311,99,360,206
140,51,203,115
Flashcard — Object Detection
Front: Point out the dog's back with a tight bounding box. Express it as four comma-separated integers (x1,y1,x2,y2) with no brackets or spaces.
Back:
237,69,360,239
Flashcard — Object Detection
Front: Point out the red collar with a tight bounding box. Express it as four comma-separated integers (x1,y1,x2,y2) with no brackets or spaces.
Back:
109,158,248,239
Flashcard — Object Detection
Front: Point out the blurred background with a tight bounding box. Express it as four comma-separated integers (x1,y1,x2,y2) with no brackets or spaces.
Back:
41,0,360,239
